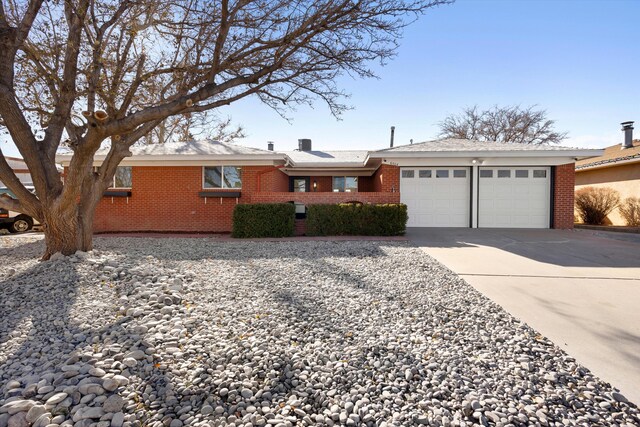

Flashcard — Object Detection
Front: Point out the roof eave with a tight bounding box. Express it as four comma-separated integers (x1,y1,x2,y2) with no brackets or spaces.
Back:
286,162,368,168
55,153,286,163
369,149,603,159
576,156,640,171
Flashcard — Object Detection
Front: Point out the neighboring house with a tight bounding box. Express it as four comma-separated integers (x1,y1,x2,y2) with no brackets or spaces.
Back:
0,156,33,187
55,138,599,234
575,121,639,225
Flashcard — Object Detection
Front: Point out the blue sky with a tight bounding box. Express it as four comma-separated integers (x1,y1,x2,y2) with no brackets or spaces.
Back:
2,0,638,157
225,0,639,152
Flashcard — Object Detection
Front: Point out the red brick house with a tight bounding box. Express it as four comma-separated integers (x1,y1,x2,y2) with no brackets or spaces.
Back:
55,139,599,233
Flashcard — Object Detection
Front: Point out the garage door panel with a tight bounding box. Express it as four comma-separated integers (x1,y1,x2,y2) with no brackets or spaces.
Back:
479,167,550,229
401,168,470,227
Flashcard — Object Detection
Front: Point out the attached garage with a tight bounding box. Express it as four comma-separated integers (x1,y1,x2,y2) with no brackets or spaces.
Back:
478,167,550,228
374,138,601,230
400,167,470,227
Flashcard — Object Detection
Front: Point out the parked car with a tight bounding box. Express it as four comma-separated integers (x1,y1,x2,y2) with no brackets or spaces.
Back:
0,187,39,233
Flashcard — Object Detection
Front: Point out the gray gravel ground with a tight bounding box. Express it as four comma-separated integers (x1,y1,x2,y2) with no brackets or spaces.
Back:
0,235,638,427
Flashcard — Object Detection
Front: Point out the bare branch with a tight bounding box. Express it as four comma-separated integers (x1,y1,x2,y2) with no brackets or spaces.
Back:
0,194,23,212
437,105,567,145
0,149,41,217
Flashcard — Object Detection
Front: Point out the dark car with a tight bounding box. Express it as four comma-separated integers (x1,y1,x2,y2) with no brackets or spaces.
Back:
0,187,38,233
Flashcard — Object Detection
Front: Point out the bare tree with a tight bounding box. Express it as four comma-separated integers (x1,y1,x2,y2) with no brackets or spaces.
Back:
143,114,245,145
0,0,452,258
438,105,568,145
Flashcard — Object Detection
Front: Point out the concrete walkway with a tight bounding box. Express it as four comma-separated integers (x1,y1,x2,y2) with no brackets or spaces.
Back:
408,228,640,405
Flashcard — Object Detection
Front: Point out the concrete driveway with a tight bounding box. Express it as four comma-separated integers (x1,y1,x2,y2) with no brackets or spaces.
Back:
408,227,640,405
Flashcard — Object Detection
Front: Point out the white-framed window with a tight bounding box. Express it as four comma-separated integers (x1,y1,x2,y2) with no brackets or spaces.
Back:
95,166,132,188
203,166,242,189
332,176,358,192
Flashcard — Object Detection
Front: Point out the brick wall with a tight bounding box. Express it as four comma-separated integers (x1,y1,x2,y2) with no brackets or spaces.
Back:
93,165,400,233
94,166,255,233
373,164,400,193
553,163,575,229
256,167,289,192
294,219,306,236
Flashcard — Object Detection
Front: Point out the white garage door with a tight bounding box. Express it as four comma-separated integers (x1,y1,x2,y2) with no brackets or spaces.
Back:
478,167,550,228
400,167,470,227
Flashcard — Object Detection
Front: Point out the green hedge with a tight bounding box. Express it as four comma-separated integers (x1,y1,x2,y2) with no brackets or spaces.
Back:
232,203,295,238
306,203,408,236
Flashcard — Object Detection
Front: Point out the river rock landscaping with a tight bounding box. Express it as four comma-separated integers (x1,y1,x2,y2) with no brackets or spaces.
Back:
0,235,638,427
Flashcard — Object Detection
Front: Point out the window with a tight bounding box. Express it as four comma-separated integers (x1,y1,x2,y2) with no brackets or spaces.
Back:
497,170,511,178
114,167,132,188
515,170,529,178
401,170,415,178
533,170,547,178
203,166,242,189
95,166,132,188
418,170,431,178
332,176,358,192
453,170,467,178
436,170,449,178
292,178,307,192
480,170,493,178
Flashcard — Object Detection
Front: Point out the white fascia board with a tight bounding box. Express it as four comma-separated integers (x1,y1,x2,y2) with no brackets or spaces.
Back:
287,162,368,168
370,149,603,160
281,167,378,177
56,154,285,167
384,156,582,167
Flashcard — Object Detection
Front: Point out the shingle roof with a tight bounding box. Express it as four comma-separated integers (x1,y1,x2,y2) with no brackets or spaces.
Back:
98,140,277,157
377,138,588,153
575,140,640,170
56,140,283,163
283,150,369,167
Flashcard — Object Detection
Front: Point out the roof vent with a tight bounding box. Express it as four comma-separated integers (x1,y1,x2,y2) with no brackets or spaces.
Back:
621,121,634,149
298,139,312,151
267,141,274,151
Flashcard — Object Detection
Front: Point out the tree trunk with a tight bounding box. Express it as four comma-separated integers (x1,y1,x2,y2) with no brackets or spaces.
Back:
41,194,97,260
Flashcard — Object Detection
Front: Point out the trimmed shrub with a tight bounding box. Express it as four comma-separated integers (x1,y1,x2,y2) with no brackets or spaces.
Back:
574,187,620,225
619,197,640,226
232,203,295,238
306,203,408,236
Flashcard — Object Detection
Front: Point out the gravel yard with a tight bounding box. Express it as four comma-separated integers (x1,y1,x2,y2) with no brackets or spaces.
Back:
0,235,638,427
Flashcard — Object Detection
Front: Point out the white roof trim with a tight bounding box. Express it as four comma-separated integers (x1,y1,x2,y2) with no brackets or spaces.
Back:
370,150,601,159
56,153,285,166
281,167,378,176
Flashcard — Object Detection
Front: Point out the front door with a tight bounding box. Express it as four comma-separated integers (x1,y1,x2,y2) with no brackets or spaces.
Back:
290,176,310,192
